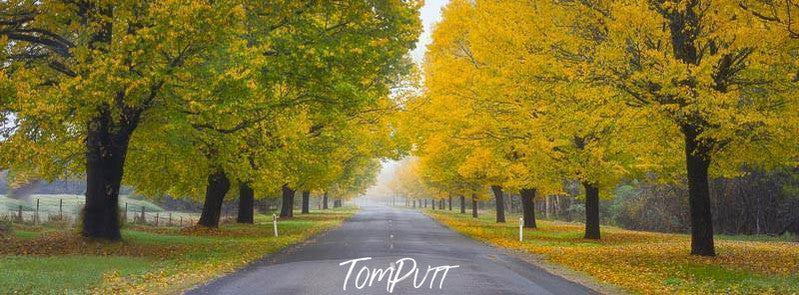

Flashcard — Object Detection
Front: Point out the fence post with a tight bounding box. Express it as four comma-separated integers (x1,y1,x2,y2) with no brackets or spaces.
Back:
17,205,22,223
141,206,145,224
35,199,40,225
272,214,279,237
180,216,183,227
519,217,524,242
155,212,159,226
168,213,172,226
124,203,128,222
59,199,63,220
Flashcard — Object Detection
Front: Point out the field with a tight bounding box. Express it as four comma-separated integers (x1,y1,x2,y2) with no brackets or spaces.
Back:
0,208,356,294
0,194,200,226
426,209,799,294
1,194,166,214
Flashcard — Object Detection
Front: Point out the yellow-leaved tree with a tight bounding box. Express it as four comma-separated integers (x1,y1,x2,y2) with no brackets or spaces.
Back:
555,0,799,255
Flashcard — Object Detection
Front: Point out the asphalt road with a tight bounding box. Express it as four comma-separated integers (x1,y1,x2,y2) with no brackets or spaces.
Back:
188,201,595,295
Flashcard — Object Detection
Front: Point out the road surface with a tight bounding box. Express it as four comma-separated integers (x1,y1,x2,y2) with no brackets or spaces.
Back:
188,202,595,295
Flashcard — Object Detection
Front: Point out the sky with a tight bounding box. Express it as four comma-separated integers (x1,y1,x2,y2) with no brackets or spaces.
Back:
365,0,450,198
410,0,450,65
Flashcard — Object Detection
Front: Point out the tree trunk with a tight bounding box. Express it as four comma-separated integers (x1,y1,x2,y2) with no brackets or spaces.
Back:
280,185,295,218
545,196,550,219
471,194,478,218
448,195,452,211
333,199,341,208
412,199,416,208
459,195,466,214
491,185,506,223
301,190,310,214
684,127,716,256
237,182,254,224
583,182,600,239
322,191,329,210
83,110,136,240
520,188,537,228
198,170,231,227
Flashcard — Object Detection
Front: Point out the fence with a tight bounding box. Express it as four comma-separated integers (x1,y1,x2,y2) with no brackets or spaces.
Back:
1,198,204,228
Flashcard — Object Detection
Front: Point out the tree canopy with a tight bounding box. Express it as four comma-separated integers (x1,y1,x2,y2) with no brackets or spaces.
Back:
401,0,799,256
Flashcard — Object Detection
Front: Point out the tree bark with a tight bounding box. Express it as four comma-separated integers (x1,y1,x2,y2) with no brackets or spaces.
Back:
471,194,478,218
280,185,295,218
520,188,537,228
198,170,231,227
683,127,716,256
412,199,416,208
459,195,466,214
333,199,341,208
583,182,600,239
236,182,254,224
660,0,715,256
301,190,310,214
448,195,452,211
322,191,329,210
491,185,506,223
83,109,136,240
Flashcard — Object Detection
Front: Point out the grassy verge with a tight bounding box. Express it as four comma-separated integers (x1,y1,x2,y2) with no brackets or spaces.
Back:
426,209,799,294
0,208,356,294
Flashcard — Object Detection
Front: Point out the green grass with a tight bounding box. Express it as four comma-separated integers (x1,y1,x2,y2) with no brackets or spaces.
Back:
120,229,216,246
0,207,357,294
680,264,799,293
13,229,46,240
0,256,153,294
716,233,798,242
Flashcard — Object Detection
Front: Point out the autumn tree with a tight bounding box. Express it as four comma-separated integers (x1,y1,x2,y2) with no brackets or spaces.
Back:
121,1,420,225
562,0,799,255
0,0,244,239
410,0,566,227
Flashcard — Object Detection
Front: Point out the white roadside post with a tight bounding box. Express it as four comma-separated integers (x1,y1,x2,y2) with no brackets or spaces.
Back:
519,217,523,242
273,214,279,237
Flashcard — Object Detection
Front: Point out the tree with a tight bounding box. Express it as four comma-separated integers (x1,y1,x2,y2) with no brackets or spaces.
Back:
119,0,422,226
562,0,799,255
0,0,244,239
412,0,564,227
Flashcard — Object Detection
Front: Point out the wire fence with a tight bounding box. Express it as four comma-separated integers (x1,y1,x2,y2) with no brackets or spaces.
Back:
1,198,207,228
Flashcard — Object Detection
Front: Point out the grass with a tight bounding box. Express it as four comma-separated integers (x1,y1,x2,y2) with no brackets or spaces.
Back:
1,256,152,294
426,209,799,294
0,207,357,294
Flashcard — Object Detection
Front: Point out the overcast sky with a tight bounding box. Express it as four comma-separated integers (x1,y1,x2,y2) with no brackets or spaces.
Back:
366,0,450,198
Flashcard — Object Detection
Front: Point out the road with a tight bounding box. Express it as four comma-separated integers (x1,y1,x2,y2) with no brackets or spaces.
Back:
188,201,595,295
